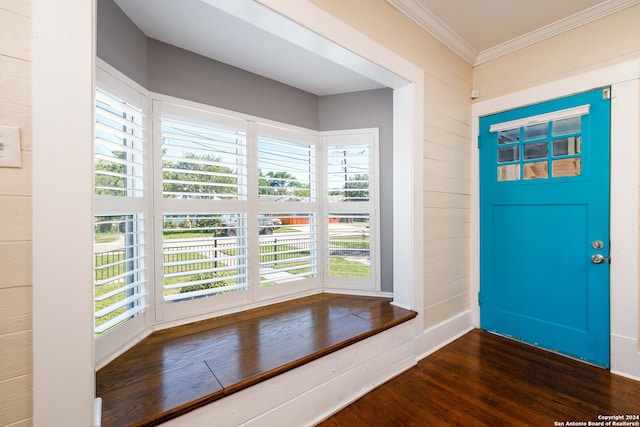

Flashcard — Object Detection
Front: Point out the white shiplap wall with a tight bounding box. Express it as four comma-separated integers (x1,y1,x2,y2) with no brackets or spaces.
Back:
0,1,33,426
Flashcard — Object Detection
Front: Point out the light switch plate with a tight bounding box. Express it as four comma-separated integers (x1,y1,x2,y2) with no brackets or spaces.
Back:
0,126,21,168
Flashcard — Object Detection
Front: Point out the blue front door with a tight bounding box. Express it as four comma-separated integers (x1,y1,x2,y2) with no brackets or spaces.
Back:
479,88,611,367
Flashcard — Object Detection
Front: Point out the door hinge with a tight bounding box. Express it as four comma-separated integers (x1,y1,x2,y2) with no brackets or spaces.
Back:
478,291,483,306
603,88,611,100
477,136,481,149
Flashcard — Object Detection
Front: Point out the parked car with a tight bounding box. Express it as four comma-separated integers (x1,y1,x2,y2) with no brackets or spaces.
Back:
221,216,281,236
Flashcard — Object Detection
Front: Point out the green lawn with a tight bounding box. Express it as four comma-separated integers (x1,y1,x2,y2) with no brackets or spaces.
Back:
274,227,297,233
328,257,370,278
94,253,127,336
163,227,310,239
163,230,217,239
95,232,121,243
94,245,370,334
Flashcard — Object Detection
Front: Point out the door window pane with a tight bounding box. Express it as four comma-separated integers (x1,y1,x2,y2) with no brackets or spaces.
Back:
498,128,520,145
524,123,548,141
553,158,581,177
524,142,548,160
524,161,548,180
496,114,584,183
552,117,581,136
553,136,581,156
498,164,520,182
498,146,519,163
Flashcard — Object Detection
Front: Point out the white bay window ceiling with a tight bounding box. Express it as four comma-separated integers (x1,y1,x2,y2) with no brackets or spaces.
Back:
111,0,398,96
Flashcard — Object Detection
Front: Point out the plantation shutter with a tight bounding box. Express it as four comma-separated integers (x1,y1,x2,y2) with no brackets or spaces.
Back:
158,106,249,304
161,116,247,200
94,85,147,336
322,130,379,290
257,133,315,202
95,88,145,198
256,125,319,289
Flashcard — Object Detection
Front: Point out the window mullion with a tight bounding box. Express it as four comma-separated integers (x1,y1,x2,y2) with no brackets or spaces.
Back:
246,120,260,303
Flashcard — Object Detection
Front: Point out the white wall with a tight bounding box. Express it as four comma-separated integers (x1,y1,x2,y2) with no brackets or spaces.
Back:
0,1,33,425
32,0,96,425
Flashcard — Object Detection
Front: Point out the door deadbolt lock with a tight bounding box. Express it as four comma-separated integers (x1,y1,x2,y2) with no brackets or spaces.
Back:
592,240,604,249
591,254,611,264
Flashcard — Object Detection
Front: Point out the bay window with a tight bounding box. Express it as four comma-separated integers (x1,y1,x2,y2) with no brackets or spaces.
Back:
94,66,381,358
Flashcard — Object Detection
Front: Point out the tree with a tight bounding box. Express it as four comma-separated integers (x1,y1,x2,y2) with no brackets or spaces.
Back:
258,170,275,196
163,153,237,198
260,171,302,196
95,154,125,196
344,174,369,201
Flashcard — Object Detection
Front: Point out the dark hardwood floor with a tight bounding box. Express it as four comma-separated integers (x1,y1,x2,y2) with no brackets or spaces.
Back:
96,294,417,427
318,329,640,427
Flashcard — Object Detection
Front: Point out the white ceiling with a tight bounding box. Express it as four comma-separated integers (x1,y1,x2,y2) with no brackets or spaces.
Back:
113,0,390,96
112,0,639,95
388,0,640,64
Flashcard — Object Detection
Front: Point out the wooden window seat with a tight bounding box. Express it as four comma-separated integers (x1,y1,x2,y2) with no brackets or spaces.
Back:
96,294,417,426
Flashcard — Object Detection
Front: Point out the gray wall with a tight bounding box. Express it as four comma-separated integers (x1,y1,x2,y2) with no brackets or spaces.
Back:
318,90,394,292
97,0,393,292
96,0,147,87
96,1,317,129
146,39,319,130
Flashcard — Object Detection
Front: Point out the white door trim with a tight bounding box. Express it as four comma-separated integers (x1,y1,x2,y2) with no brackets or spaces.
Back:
471,59,640,379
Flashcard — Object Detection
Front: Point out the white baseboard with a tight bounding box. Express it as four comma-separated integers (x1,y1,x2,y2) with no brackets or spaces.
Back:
414,310,474,361
611,333,640,381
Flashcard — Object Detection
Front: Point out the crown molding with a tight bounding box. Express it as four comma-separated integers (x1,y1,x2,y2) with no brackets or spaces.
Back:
475,0,640,65
386,0,477,64
387,0,640,66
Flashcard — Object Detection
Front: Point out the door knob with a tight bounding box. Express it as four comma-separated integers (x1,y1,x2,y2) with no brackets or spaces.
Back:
591,254,610,264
